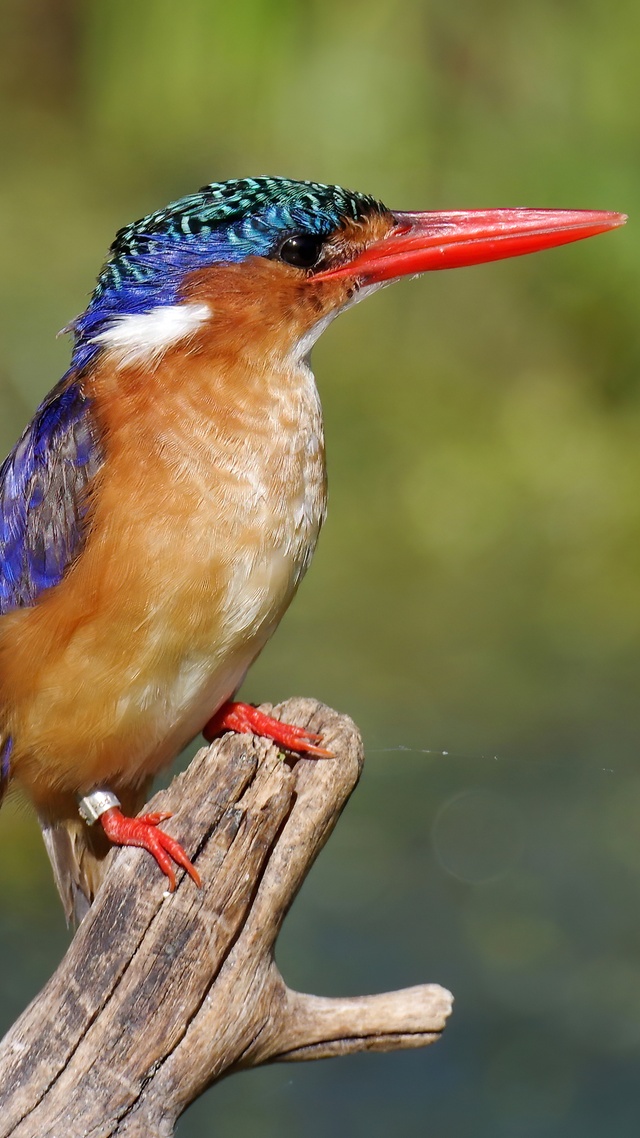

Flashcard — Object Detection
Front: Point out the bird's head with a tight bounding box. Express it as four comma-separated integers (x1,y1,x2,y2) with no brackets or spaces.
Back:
69,176,625,373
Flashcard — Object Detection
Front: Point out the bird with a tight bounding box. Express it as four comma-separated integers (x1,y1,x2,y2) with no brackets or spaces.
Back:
0,176,625,922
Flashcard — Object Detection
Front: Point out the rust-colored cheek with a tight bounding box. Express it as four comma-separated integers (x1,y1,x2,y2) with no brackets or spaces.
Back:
178,258,346,361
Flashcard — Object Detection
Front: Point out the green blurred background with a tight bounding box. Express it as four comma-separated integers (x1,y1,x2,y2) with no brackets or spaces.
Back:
1,0,640,1134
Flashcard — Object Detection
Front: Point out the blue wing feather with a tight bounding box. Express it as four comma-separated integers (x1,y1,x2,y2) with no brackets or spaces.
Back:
0,377,103,614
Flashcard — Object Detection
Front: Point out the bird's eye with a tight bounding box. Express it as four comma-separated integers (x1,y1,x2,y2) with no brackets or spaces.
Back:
278,234,324,269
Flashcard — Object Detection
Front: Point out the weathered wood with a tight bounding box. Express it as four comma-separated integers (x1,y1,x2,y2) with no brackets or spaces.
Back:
0,697,453,1137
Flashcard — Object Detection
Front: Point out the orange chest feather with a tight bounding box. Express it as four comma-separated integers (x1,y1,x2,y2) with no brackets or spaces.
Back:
1,347,326,797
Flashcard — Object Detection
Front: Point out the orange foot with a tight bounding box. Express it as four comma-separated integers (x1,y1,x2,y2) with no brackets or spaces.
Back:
101,807,202,892
203,700,333,758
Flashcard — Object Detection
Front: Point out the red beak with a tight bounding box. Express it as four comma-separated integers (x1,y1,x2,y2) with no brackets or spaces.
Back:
313,208,626,284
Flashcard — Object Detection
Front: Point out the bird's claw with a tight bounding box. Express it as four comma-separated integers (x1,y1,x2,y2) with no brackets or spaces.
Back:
203,701,334,758
100,807,201,892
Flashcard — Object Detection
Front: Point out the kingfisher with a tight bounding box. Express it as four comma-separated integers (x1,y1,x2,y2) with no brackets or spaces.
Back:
0,176,624,921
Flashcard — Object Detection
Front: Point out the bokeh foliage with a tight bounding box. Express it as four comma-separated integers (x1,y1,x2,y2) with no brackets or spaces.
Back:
1,1,639,1134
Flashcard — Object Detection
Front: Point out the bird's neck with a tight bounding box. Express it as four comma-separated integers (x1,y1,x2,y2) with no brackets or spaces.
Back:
87,332,323,459
86,268,328,479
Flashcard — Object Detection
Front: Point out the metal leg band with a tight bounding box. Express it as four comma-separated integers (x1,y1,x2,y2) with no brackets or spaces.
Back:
77,788,121,826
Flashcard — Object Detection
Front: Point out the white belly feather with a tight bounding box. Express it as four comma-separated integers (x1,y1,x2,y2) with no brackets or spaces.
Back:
126,359,327,777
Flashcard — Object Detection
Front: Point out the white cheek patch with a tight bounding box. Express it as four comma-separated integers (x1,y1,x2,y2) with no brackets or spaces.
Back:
91,302,211,367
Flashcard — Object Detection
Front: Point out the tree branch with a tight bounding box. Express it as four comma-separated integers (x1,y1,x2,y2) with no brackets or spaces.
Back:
0,697,453,1137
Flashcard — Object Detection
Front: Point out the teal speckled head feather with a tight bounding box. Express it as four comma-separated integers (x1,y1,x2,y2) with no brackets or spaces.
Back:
72,177,386,370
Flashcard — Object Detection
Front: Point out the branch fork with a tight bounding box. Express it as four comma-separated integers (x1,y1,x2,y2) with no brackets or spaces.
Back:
0,697,453,1137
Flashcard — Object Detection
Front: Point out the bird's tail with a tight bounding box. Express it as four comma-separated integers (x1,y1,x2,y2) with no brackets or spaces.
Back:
40,817,111,924
39,783,151,925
